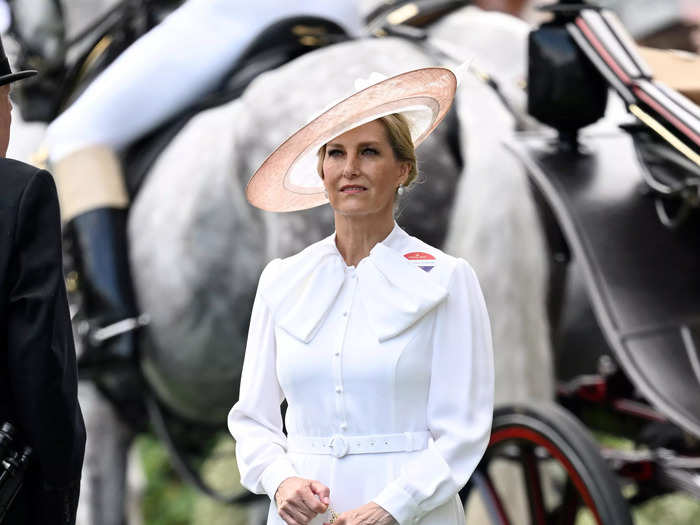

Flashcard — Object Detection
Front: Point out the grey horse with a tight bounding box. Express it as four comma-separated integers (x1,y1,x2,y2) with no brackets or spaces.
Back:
130,4,552,427
9,4,553,524
129,5,552,522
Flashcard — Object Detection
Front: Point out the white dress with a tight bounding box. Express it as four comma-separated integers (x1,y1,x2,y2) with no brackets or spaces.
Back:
228,223,494,525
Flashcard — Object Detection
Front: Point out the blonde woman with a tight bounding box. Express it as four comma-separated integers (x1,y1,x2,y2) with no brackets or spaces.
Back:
229,67,494,525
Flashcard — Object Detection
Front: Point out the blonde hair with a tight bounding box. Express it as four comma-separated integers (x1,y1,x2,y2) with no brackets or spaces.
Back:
316,114,418,188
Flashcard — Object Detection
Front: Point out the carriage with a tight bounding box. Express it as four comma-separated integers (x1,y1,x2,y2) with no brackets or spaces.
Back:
6,0,700,523
459,3,700,523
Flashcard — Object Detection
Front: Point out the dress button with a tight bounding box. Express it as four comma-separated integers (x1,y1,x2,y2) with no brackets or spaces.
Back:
334,351,340,356
340,423,348,431
335,386,343,394
342,312,348,317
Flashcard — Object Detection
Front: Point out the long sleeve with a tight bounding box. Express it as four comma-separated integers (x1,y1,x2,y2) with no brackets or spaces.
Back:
6,170,86,523
372,259,494,524
228,259,299,500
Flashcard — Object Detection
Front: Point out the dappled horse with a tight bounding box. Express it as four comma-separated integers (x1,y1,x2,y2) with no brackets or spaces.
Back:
129,4,552,521
9,4,552,523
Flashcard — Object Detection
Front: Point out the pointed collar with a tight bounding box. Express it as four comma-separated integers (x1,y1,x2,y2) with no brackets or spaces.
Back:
261,223,448,343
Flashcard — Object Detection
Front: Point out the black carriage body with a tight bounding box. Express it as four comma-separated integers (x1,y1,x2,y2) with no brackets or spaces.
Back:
507,128,700,441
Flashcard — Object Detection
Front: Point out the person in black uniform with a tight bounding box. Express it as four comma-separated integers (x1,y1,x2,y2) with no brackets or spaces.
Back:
0,35,85,524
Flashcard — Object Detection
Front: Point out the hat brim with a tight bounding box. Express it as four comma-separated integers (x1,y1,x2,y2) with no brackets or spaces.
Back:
246,67,457,212
0,69,38,87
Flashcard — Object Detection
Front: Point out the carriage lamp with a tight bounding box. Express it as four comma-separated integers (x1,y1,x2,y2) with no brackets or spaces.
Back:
527,0,608,147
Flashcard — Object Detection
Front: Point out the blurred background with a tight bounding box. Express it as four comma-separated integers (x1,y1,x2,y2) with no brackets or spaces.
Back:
2,0,700,524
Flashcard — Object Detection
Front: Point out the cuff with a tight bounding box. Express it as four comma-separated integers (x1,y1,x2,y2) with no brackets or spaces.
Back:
260,458,299,501
372,482,422,524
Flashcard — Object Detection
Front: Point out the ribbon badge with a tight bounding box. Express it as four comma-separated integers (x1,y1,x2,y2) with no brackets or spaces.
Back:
403,251,436,272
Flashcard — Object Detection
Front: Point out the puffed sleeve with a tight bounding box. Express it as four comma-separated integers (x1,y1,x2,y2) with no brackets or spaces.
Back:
228,259,299,500
372,258,494,524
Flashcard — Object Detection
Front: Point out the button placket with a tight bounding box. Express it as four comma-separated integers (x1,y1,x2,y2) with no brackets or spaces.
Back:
332,270,357,434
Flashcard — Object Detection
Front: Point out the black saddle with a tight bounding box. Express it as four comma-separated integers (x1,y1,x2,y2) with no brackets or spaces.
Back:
508,129,700,439
122,15,351,195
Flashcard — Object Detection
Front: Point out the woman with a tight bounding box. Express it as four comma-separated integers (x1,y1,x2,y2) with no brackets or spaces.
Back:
228,67,494,525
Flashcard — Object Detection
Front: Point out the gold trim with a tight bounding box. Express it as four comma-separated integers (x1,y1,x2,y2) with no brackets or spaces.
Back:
629,104,700,167
387,3,419,25
292,24,327,36
75,36,113,88
299,35,321,47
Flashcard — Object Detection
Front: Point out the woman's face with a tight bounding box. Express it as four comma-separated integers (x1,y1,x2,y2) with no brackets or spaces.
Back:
321,119,409,218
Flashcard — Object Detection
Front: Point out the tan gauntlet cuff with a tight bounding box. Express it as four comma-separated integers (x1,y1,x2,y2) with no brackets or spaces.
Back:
51,145,129,222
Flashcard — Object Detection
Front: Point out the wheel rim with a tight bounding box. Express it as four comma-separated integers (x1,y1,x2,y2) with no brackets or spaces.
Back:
464,425,606,525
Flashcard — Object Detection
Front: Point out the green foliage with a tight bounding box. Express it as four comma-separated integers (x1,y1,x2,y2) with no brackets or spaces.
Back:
634,494,700,525
137,434,197,525
137,433,252,525
191,438,252,525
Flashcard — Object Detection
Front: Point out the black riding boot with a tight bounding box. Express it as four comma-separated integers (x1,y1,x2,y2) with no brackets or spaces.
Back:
64,207,147,428
65,206,141,367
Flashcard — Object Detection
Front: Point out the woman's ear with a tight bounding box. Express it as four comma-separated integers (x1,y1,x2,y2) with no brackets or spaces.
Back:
399,161,411,186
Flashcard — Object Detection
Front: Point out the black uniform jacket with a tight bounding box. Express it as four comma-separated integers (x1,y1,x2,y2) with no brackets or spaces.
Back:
0,158,85,524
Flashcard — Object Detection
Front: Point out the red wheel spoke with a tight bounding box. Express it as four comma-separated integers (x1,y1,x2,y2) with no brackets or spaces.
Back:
555,478,581,525
472,469,513,525
521,445,548,525
480,407,634,525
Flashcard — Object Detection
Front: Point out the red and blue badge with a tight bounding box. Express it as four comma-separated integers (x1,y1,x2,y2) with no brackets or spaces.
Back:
404,252,436,272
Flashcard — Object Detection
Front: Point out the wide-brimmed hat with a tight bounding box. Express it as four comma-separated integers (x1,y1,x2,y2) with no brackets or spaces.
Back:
0,34,37,87
246,66,458,212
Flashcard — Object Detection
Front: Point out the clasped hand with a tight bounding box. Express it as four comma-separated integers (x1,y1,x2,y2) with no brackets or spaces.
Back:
324,502,396,525
275,477,395,525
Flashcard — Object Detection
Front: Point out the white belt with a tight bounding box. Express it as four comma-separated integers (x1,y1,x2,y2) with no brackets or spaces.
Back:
287,431,431,459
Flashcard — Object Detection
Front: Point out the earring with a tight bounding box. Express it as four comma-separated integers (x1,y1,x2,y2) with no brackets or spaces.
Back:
397,185,405,196
323,188,329,199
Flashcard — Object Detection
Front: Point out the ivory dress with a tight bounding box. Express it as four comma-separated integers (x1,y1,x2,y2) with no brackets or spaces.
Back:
228,223,494,524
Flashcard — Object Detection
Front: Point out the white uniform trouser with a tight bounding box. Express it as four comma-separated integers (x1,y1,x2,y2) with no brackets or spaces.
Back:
46,0,364,162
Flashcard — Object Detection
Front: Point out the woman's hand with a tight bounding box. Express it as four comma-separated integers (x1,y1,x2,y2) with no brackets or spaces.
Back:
325,502,396,525
275,476,330,525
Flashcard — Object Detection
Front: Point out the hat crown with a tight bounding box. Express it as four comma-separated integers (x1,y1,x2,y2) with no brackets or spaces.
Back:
0,33,38,86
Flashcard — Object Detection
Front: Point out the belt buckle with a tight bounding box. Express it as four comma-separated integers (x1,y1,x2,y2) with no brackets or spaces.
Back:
328,434,348,458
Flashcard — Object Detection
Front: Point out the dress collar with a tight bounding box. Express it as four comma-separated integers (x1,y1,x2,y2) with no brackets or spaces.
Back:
261,223,448,343
327,221,406,267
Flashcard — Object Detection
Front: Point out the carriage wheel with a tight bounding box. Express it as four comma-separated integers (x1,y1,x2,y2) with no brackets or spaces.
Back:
460,402,633,525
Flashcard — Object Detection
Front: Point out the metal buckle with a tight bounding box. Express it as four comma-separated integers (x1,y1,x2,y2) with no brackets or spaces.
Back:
87,314,151,345
328,434,348,458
